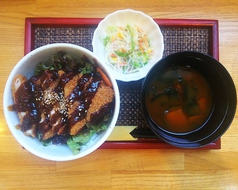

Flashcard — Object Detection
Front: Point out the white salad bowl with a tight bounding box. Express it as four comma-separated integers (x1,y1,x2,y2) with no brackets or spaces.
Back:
92,9,164,82
3,43,120,161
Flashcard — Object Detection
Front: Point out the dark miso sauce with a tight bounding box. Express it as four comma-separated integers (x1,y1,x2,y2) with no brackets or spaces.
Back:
68,73,101,127
145,66,213,133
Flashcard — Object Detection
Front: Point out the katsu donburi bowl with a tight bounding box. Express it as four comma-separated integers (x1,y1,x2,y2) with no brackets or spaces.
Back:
3,43,120,161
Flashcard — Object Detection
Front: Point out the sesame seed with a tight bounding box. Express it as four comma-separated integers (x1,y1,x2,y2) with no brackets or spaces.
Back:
40,88,71,118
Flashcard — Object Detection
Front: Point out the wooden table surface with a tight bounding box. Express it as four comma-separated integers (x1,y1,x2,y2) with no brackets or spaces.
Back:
1,0,238,189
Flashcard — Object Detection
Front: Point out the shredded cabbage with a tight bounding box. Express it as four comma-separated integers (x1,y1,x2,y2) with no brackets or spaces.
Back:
101,24,153,74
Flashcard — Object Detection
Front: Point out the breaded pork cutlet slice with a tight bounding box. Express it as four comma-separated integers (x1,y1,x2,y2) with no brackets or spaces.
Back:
86,81,114,124
68,81,115,136
68,100,85,135
66,73,94,135
58,70,83,98
38,70,68,140
11,74,38,138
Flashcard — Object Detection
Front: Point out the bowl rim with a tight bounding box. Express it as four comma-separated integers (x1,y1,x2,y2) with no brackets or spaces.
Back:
141,51,237,148
3,43,120,161
92,9,164,82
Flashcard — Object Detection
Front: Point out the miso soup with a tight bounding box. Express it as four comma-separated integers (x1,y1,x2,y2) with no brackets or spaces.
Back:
145,65,213,133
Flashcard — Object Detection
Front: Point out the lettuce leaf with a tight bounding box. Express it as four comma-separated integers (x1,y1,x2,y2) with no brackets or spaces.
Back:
34,51,95,75
66,122,108,155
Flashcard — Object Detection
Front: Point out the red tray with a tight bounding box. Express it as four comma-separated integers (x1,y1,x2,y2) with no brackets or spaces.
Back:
25,18,220,149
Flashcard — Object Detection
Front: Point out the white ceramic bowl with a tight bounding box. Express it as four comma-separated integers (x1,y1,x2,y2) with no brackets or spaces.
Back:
92,9,164,82
3,43,120,161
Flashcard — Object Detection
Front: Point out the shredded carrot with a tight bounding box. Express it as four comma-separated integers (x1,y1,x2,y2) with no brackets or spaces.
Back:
197,97,207,112
165,108,189,132
188,97,208,126
97,68,112,87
